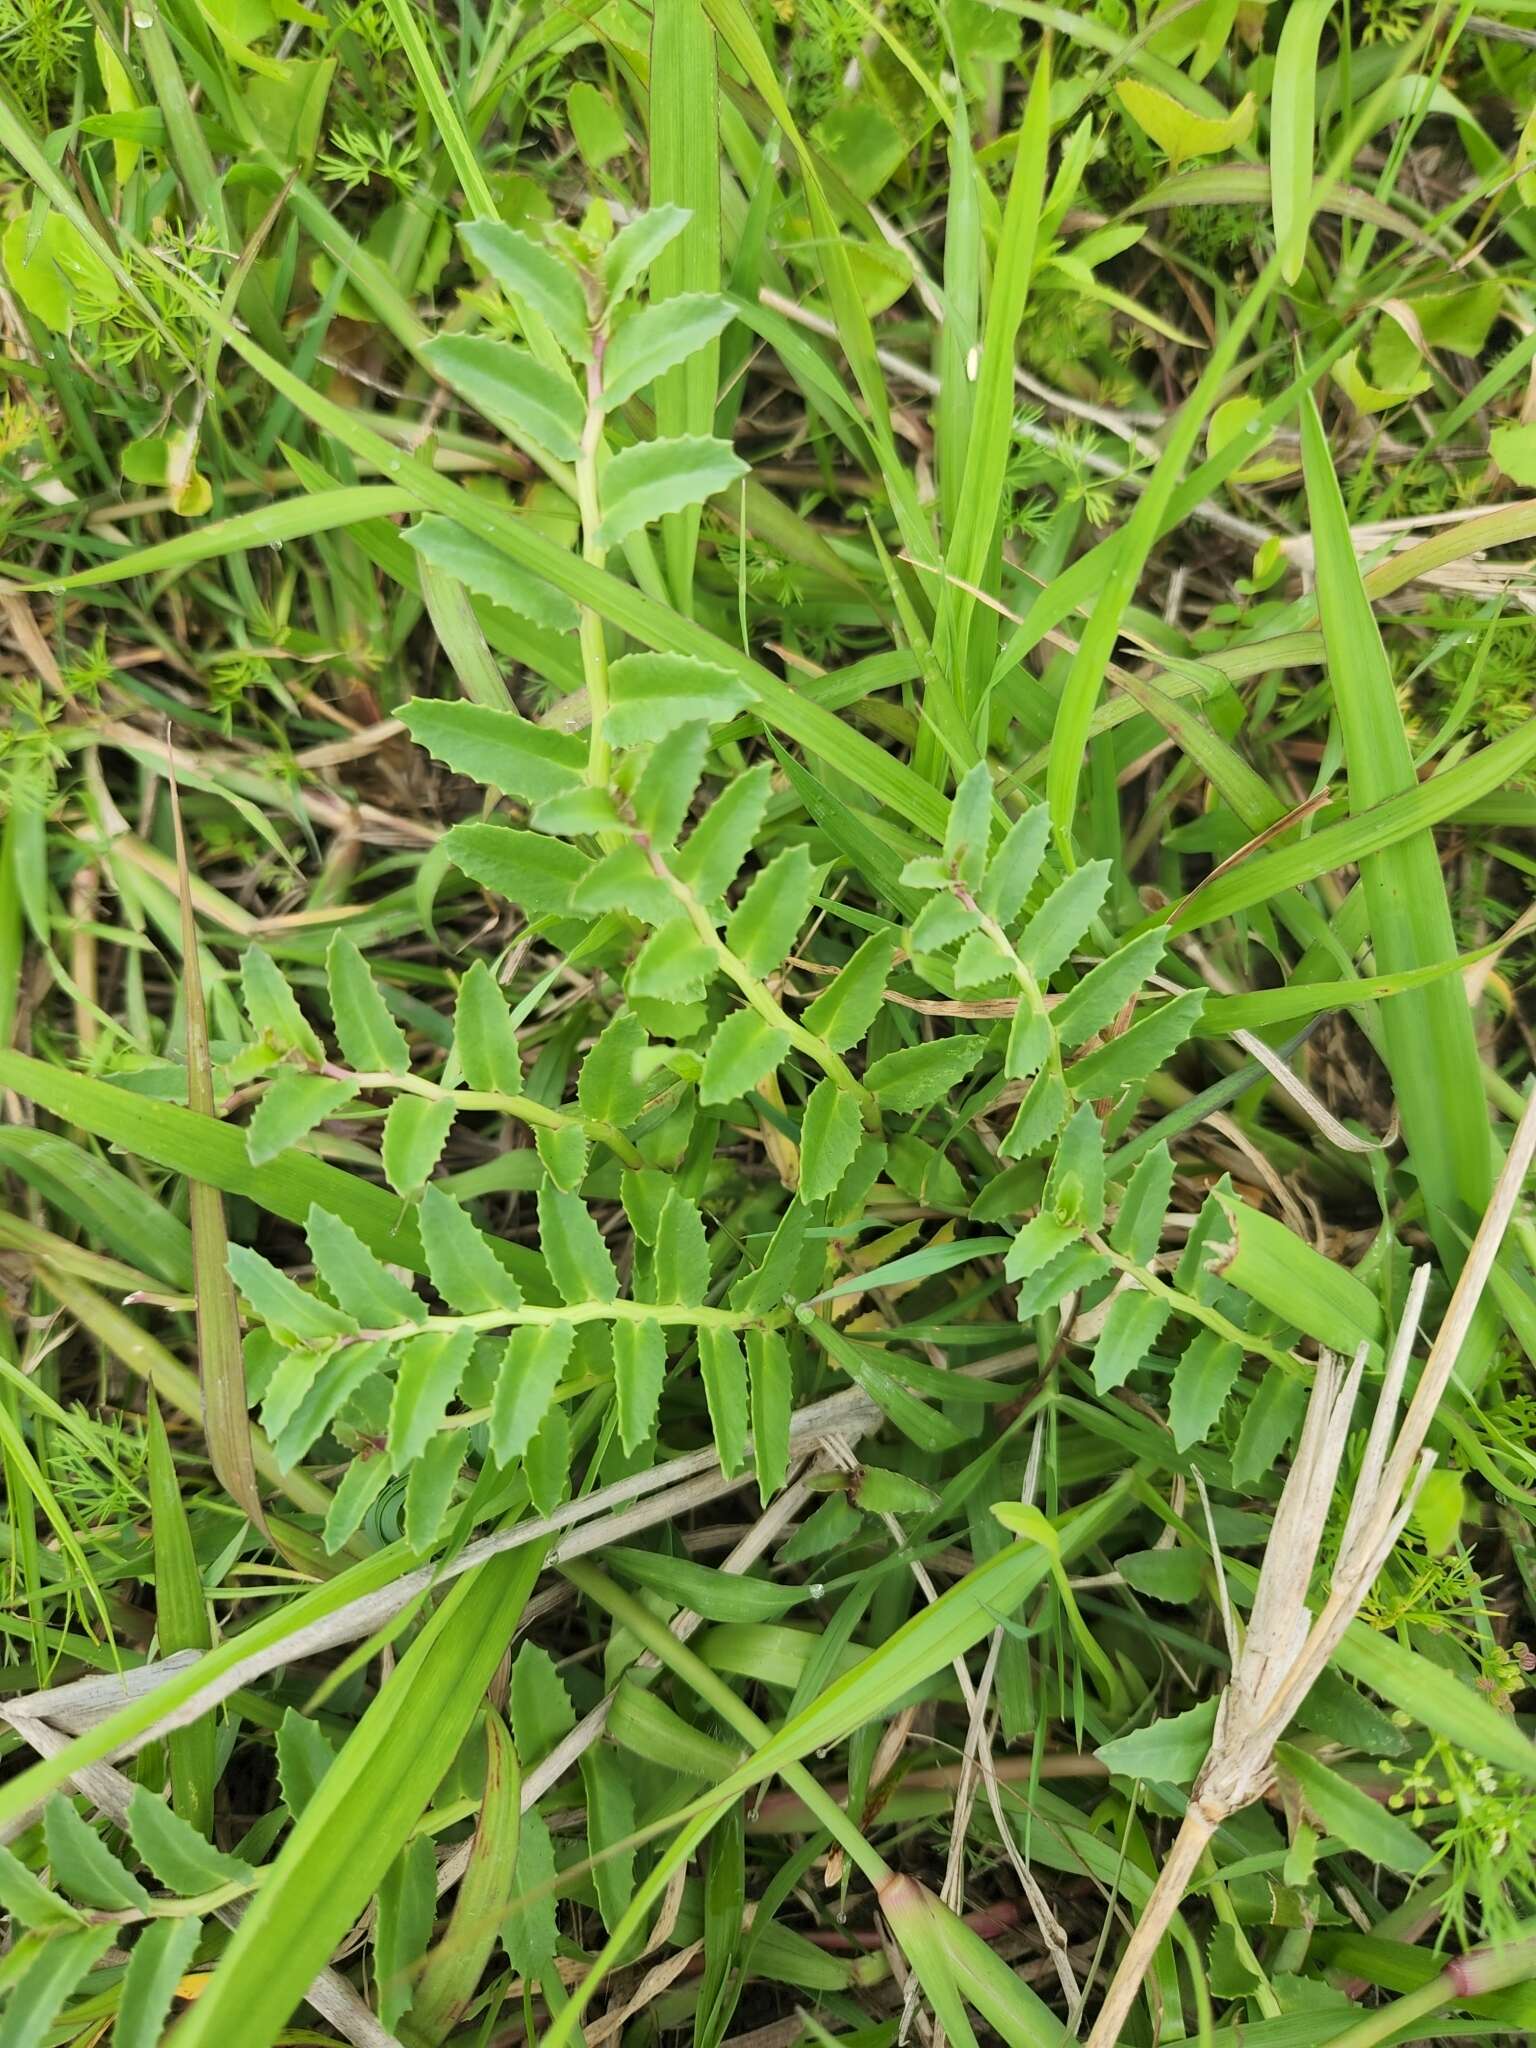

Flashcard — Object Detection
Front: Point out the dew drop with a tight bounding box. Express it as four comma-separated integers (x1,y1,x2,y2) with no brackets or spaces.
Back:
132,10,152,24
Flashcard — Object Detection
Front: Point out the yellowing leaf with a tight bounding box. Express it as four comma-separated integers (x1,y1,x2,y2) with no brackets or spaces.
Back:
1206,396,1296,482
1332,347,1430,416
1115,82,1255,168
1490,421,1536,489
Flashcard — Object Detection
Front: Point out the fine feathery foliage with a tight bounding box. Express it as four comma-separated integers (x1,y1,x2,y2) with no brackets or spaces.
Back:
4,7,1536,2048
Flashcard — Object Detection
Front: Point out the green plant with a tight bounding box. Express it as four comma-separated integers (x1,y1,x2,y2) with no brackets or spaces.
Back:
4,4,1536,2046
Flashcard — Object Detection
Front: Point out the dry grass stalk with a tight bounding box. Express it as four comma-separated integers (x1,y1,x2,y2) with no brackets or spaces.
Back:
1084,1086,1536,2048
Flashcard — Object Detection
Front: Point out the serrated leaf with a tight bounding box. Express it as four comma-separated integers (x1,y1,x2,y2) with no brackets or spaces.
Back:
1097,1696,1217,1784
1011,1241,1109,1317
126,1786,252,1895
953,928,1012,990
1233,1370,1308,1489
746,1327,792,1504
422,336,584,458
375,1834,436,2032
579,1742,636,1936
490,1320,573,1463
276,1708,335,1820
443,822,595,916
578,1008,650,1127
631,721,709,844
799,1079,863,1203
460,220,589,359
802,930,898,1053
1090,1288,1171,1394
240,945,322,1062
675,762,773,902
267,1341,389,1470
326,934,409,1076
116,1916,202,2048
725,844,818,976
603,203,691,305
613,1316,667,1452
699,1325,747,1476
979,806,1051,926
538,1183,619,1303
246,1072,357,1166
1117,1546,1204,1604
1110,1140,1174,1264
2,1925,114,2048
865,1034,986,1111
419,1184,522,1313
1168,1332,1243,1451
1067,990,1205,1095
1054,930,1167,1049
306,1205,422,1327
606,651,753,748
602,293,734,408
699,1008,789,1104
322,1452,391,1553
228,1243,357,1342
535,1122,588,1191
597,434,748,548
0,1844,82,1930
1003,1003,1050,1081
454,961,525,1096
44,1797,150,1910
512,1641,577,1767
382,1094,457,1198
400,699,584,802
943,761,993,885
651,1187,711,1304
1276,1745,1430,1874
404,1430,464,1550
404,520,579,632
909,894,978,953
1017,861,1111,978
570,841,679,921
388,1326,475,1471
499,1808,558,1976
629,916,718,1002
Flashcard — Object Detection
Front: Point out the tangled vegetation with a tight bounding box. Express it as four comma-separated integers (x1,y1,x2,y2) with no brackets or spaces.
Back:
3,4,1536,2046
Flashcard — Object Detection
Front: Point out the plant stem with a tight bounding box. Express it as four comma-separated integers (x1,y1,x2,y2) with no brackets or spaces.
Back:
352,1298,784,1345
1083,1803,1217,2048
576,338,611,788
646,843,879,1122
322,1064,644,1167
1320,1927,1536,2048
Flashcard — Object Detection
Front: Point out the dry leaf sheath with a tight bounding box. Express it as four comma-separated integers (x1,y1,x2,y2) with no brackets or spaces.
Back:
1085,1084,1536,2048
